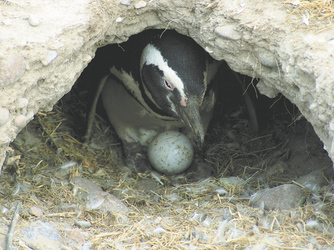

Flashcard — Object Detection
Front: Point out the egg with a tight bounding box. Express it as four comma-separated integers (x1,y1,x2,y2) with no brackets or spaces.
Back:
148,131,194,174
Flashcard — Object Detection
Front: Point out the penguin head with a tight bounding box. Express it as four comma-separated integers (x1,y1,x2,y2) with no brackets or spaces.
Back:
140,31,209,149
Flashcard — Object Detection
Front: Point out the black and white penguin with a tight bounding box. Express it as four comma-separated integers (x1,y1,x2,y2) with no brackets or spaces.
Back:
99,30,220,173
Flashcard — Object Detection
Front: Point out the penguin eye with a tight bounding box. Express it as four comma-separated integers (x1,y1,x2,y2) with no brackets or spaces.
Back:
164,79,175,91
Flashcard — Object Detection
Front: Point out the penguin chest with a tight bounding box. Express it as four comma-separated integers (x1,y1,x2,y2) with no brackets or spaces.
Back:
101,77,184,146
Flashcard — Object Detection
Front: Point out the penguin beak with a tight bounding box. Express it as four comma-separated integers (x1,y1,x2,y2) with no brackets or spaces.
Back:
176,99,204,150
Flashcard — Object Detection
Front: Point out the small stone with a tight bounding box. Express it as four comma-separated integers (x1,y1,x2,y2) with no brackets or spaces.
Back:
0,53,26,87
219,176,243,186
17,98,29,109
29,206,44,217
256,80,279,98
153,226,167,235
250,184,305,210
66,228,85,246
257,49,277,68
134,0,147,9
116,17,123,23
0,108,10,126
86,191,133,214
2,19,12,26
42,51,58,66
26,110,35,122
296,170,327,192
21,221,62,249
14,115,27,128
28,15,41,27
71,177,102,198
75,220,92,228
120,0,131,6
216,187,228,195
215,24,241,40
0,205,9,215
84,54,92,63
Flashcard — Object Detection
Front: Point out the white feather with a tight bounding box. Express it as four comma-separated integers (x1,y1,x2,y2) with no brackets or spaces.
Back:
140,44,186,101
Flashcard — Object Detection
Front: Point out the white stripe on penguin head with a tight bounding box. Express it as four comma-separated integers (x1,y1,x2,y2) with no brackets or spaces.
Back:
140,44,187,105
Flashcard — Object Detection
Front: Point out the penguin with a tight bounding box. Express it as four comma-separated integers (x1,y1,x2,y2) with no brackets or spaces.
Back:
96,29,220,173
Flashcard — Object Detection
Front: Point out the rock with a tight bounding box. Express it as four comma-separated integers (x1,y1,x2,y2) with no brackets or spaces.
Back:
0,53,26,87
2,19,12,26
42,51,58,66
250,184,305,210
17,98,29,109
14,115,27,128
86,190,132,214
256,48,277,68
120,0,131,6
116,17,123,23
134,1,147,9
257,80,279,98
215,24,241,40
219,176,244,186
28,15,41,27
153,226,167,235
66,228,85,246
0,109,9,127
75,220,92,228
296,170,327,192
29,206,44,217
21,221,62,250
71,177,102,198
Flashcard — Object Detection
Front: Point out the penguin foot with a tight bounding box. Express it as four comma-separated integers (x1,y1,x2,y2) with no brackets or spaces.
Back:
185,157,216,180
123,142,151,173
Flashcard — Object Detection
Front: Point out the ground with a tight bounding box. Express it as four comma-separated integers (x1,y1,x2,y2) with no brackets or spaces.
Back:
0,61,333,249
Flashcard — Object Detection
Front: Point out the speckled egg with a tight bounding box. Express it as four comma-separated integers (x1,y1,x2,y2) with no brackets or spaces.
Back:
148,131,194,174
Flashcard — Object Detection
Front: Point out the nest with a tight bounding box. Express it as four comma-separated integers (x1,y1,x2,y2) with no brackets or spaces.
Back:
1,75,333,249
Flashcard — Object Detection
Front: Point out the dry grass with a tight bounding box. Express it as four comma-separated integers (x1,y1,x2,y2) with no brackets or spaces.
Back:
284,0,334,28
1,86,333,249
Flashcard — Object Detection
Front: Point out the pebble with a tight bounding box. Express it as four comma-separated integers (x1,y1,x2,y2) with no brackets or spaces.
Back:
84,54,92,63
75,220,92,229
0,108,9,126
17,98,29,109
201,217,212,227
216,187,228,195
42,50,58,66
14,114,27,128
29,206,44,217
222,208,233,221
116,17,123,23
153,226,167,235
134,0,147,9
120,0,131,6
215,24,241,40
250,184,305,210
296,170,327,192
189,211,206,222
170,193,179,202
71,177,102,198
2,19,12,26
66,228,85,246
86,190,132,214
21,221,62,249
257,49,277,68
28,15,41,27
219,176,243,186
0,205,9,215
256,79,279,98
0,53,26,87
